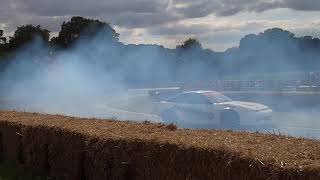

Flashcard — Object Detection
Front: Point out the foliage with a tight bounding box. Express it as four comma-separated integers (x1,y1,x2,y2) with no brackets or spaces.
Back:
225,28,320,74
51,16,119,48
0,30,6,45
8,25,50,50
1,16,320,84
0,30,7,58
176,38,202,50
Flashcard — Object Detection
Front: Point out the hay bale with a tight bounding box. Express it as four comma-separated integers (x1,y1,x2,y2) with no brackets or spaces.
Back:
0,122,23,164
0,111,319,179
22,126,50,172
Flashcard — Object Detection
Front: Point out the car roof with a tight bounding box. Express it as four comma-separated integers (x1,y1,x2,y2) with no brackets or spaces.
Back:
183,91,222,95
165,90,225,102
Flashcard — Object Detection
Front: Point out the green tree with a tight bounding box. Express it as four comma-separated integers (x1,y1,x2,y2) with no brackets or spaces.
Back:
0,30,6,44
176,38,202,50
0,29,6,57
262,28,295,40
51,16,119,47
8,25,50,50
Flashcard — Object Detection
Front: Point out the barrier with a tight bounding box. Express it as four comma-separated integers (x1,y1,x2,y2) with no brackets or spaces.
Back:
0,111,319,180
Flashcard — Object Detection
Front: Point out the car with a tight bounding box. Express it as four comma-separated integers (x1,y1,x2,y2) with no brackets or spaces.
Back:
155,91,272,130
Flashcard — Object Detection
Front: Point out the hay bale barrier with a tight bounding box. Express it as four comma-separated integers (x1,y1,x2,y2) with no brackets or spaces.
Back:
0,111,319,179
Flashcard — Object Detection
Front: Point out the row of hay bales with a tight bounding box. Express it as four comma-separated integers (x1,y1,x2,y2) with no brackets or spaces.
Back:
0,111,319,180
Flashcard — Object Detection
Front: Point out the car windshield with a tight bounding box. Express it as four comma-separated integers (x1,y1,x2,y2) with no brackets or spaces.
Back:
204,93,232,103
166,93,212,104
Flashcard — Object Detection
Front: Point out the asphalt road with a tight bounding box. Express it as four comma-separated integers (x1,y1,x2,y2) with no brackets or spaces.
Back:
1,94,319,139
113,94,320,139
272,111,320,139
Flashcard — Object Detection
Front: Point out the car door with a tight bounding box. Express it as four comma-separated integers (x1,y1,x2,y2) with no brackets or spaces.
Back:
167,93,218,128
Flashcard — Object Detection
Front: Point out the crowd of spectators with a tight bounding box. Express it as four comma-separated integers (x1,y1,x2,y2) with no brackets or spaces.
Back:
296,72,320,91
183,77,320,92
210,80,298,91
182,71,320,92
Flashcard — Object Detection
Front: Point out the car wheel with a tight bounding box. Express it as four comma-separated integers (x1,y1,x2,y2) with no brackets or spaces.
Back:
220,110,240,130
161,109,178,124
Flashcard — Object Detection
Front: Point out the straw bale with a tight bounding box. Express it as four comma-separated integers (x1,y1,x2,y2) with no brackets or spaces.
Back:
0,111,319,179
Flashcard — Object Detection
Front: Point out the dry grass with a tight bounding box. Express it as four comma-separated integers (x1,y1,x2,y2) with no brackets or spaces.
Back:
165,123,178,131
0,110,319,179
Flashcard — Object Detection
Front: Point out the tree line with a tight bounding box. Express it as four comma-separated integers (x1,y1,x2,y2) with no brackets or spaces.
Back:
0,16,320,85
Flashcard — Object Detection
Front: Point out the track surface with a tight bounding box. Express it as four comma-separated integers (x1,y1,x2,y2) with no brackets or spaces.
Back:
272,111,320,139
1,94,320,139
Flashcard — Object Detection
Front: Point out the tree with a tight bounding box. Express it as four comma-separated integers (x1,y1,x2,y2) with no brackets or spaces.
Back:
0,30,6,44
262,28,295,40
176,38,202,50
0,29,6,56
8,25,50,50
239,34,258,49
51,16,119,48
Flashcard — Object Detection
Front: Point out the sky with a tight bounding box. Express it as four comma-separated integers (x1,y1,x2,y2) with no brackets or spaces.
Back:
1,0,320,51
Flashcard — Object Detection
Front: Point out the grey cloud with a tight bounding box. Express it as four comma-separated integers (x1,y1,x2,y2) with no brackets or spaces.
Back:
148,24,211,36
284,0,320,11
146,20,270,50
15,0,170,16
107,12,181,28
173,0,320,18
2,0,320,31
148,21,267,37
1,0,320,51
173,0,267,18
312,21,320,25
0,0,180,29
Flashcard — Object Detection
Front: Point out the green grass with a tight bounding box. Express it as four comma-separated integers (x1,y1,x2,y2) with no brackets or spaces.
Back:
0,163,45,180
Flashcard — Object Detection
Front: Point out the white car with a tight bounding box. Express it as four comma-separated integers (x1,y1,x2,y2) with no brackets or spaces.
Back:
156,91,272,130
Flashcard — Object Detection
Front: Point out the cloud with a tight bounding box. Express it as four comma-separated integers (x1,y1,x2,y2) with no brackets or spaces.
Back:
7,0,180,29
148,19,269,37
0,24,7,30
173,0,320,18
108,12,181,28
3,0,320,30
1,0,320,51
14,0,170,16
284,0,320,11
